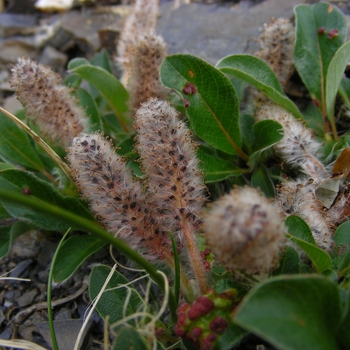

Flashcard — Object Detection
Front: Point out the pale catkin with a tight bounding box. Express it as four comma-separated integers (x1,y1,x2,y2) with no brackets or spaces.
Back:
202,186,286,275
134,98,206,241
255,103,326,182
9,57,88,148
126,32,169,112
67,132,172,262
255,18,295,89
277,178,333,251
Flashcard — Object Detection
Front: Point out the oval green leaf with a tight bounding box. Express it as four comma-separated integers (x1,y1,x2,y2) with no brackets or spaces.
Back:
89,265,144,326
234,275,342,350
251,165,275,198
0,112,44,171
333,221,350,247
216,54,303,119
112,327,148,350
326,40,350,121
294,2,346,107
160,54,243,157
285,215,316,244
53,235,106,283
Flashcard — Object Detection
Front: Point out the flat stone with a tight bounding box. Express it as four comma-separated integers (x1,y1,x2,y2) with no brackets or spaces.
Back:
39,45,68,73
158,0,307,64
0,39,39,66
9,259,33,279
0,13,38,37
16,289,38,308
37,318,94,350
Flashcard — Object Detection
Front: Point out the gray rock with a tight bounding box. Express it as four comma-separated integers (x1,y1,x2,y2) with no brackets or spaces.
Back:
39,45,68,74
16,289,38,308
158,0,307,65
0,13,38,37
9,259,33,279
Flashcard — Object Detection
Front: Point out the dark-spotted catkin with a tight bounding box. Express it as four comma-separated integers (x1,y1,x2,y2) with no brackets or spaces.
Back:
9,57,88,148
67,132,171,262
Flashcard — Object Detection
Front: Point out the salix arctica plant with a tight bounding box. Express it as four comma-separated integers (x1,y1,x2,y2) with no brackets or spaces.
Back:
2,2,350,350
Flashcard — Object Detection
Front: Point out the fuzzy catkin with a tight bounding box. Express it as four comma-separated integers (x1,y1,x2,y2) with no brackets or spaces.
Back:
134,98,206,242
277,179,333,251
255,18,295,89
256,103,326,182
203,186,286,275
67,132,171,261
9,57,88,148
126,32,169,112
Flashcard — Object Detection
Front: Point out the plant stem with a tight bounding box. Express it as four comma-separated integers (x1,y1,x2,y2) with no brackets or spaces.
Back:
182,218,208,294
0,189,178,321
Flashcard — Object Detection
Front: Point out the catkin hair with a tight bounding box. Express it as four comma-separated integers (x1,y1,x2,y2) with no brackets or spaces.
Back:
9,57,88,148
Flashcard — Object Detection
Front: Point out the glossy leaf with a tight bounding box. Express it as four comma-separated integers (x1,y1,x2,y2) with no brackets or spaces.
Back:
0,112,44,171
285,215,316,245
89,265,144,326
0,169,94,231
326,41,350,121
287,234,332,273
294,3,346,107
216,54,303,119
197,147,241,183
53,235,106,282
234,275,341,350
160,54,243,157
69,63,130,132
75,87,102,132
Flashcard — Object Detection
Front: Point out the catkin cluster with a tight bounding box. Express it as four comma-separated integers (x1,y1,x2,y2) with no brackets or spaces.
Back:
9,57,88,148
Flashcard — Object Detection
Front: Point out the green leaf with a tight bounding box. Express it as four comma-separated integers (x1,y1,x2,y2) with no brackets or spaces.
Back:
334,221,350,246
294,2,346,107
91,49,113,73
214,322,246,350
112,327,148,350
285,215,316,244
53,235,106,282
69,64,130,132
251,165,275,198
248,120,284,166
75,88,103,132
337,291,350,349
216,54,303,119
287,234,332,273
0,222,33,259
272,246,300,275
0,169,94,231
197,146,241,183
160,54,243,157
234,275,342,350
89,265,144,326
326,41,350,121
239,113,256,155
0,112,44,171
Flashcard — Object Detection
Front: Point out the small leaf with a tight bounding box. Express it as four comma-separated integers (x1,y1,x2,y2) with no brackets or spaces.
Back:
272,246,300,275
112,327,148,350
53,235,106,282
294,3,346,108
287,234,332,273
251,165,275,198
333,221,350,246
89,265,144,326
160,54,243,157
0,169,94,231
234,275,342,350
90,49,113,73
285,215,316,244
248,120,284,166
216,54,303,119
0,112,44,171
197,147,241,183
69,63,130,132
326,41,350,121
75,88,103,132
